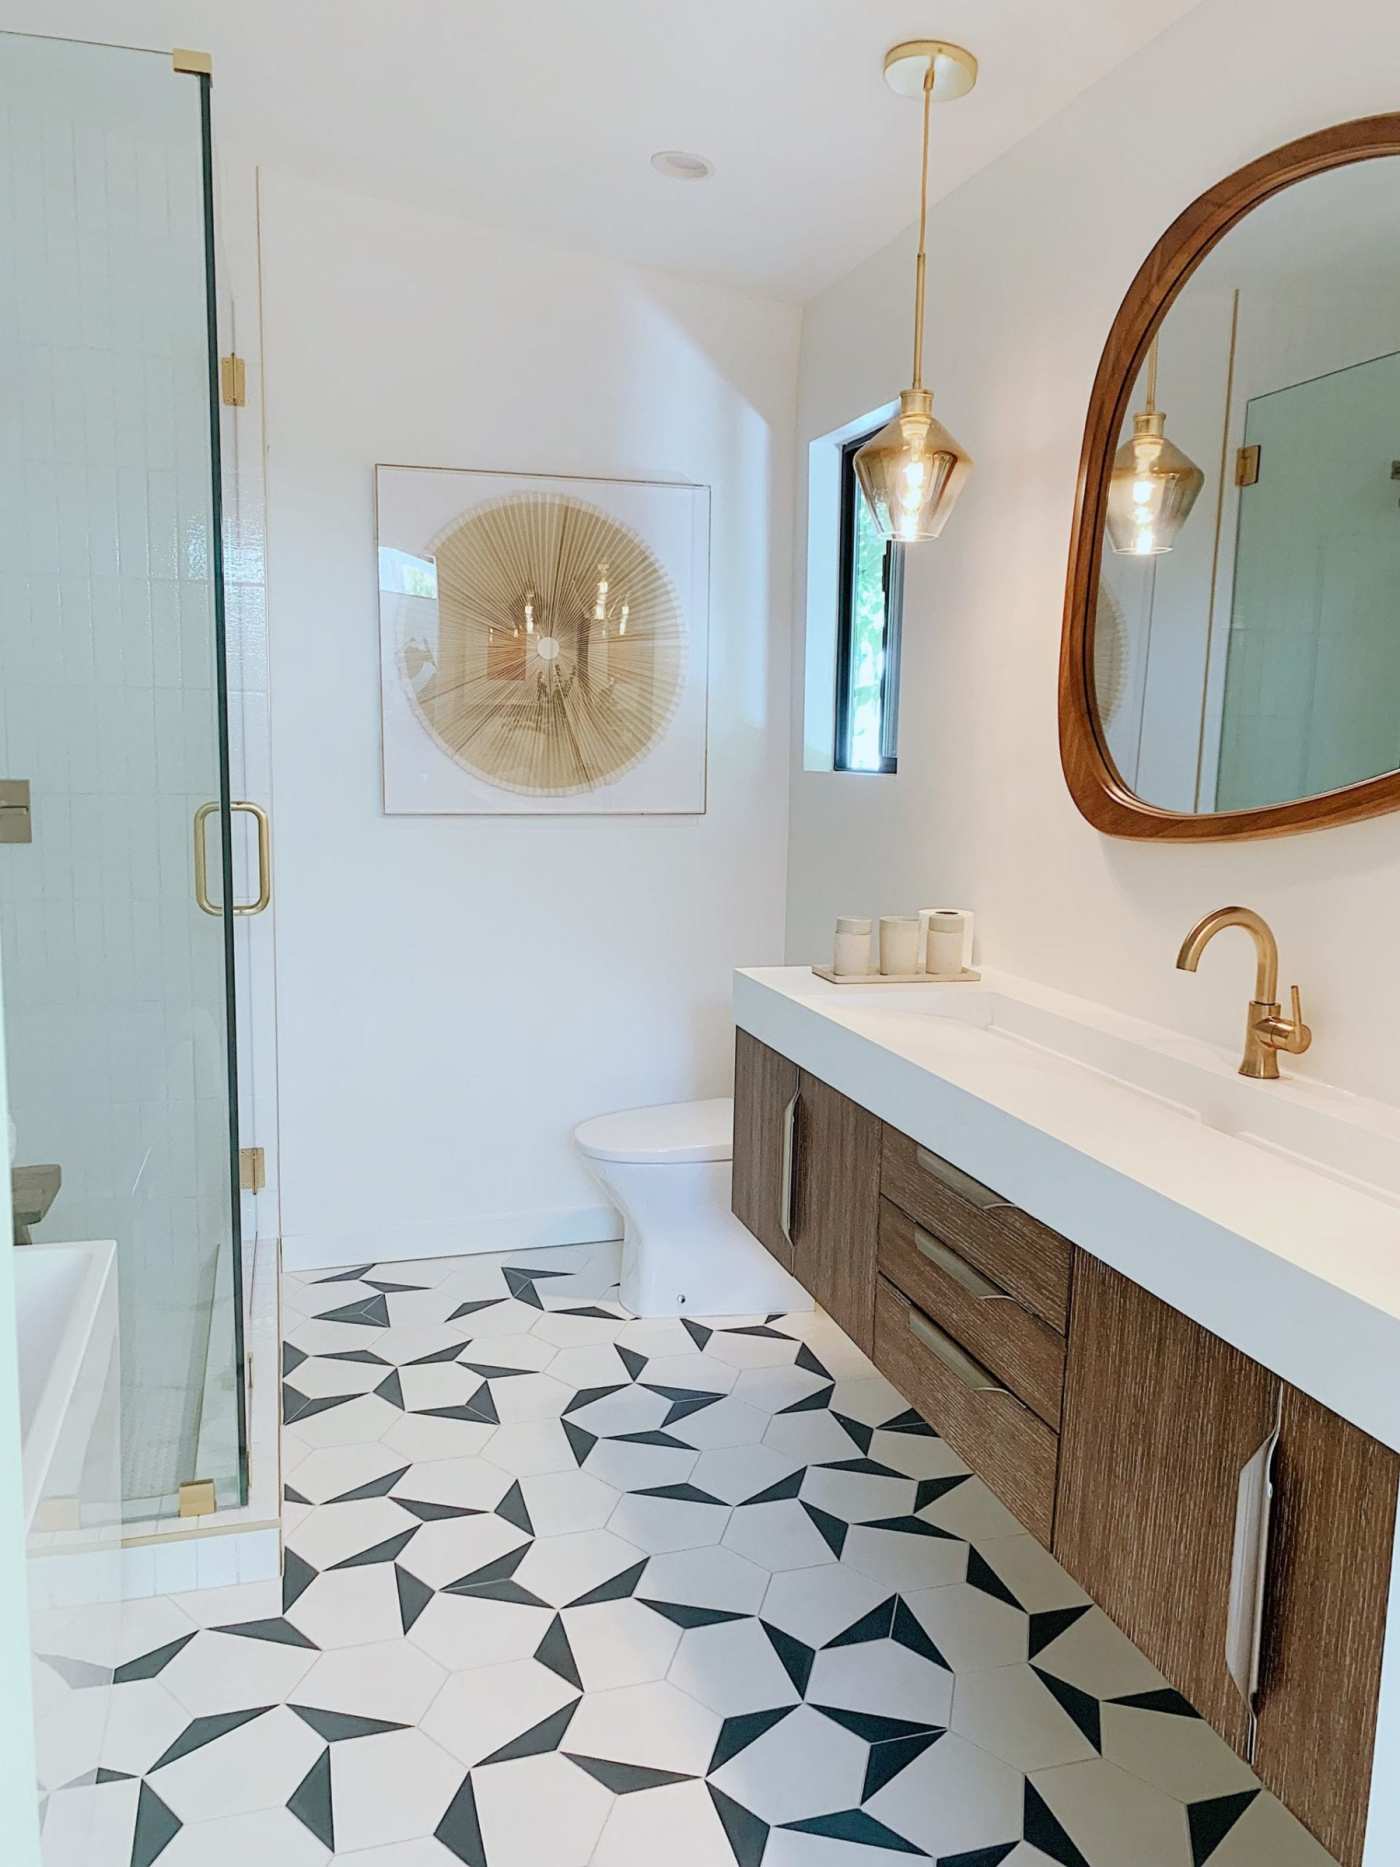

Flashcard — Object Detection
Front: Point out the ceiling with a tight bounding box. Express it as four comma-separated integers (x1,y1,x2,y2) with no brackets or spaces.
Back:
16,1,1204,299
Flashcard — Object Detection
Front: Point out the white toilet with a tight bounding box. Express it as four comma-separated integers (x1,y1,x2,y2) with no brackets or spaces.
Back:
573,1096,814,1319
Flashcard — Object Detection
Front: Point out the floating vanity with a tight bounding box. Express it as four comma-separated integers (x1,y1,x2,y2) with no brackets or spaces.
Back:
732,964,1400,1867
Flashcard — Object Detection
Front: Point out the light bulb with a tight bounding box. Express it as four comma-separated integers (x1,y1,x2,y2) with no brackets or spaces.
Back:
594,563,609,622
619,602,629,636
524,589,535,634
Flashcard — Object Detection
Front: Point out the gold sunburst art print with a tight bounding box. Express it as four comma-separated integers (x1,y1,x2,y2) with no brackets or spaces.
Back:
400,492,687,797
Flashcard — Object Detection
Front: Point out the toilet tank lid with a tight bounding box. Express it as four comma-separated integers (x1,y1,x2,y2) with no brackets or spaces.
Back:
574,1097,733,1164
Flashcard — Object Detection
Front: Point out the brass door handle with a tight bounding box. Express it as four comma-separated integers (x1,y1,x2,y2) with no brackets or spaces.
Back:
194,801,271,916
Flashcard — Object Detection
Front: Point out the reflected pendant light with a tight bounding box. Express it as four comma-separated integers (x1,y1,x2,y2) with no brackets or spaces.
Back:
855,40,977,543
1105,336,1205,556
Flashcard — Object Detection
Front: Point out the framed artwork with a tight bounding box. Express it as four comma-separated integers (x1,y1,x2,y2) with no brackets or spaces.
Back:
376,465,711,814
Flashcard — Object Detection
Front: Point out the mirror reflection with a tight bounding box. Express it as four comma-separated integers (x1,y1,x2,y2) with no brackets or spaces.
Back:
1093,159,1400,814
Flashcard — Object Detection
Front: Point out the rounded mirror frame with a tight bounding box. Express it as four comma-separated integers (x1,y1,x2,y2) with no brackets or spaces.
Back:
1060,113,1400,841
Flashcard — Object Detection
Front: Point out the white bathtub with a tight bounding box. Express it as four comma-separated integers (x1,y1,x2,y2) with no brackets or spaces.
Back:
16,1241,122,1867
16,1241,119,1537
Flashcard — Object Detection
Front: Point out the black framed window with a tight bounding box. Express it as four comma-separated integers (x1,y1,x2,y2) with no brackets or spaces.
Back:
834,430,904,772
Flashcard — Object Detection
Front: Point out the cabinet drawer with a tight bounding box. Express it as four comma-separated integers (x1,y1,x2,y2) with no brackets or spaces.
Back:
875,1277,1059,1545
878,1199,1065,1428
881,1127,1072,1331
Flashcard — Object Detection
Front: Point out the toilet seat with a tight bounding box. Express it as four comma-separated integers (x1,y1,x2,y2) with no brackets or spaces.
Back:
573,1097,732,1165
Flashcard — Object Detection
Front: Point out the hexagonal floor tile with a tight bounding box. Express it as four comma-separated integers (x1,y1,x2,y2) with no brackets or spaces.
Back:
151,1703,323,1824
863,1728,1025,1859
473,1750,614,1867
406,1591,555,1672
1029,1756,1194,1867
608,1488,730,1555
669,1617,803,1716
760,1562,893,1650
513,1529,648,1609
690,1444,806,1506
294,1638,447,1725
158,1804,333,1867
721,1498,838,1572
325,1727,463,1852
707,1702,866,1826
520,1469,620,1536
285,1566,407,1652
639,1545,771,1616
563,1681,720,1776
559,1598,681,1691
420,1655,579,1766
158,1627,319,1716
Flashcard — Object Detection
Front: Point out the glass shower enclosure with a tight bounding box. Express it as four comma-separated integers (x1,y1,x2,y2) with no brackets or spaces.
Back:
0,30,247,1518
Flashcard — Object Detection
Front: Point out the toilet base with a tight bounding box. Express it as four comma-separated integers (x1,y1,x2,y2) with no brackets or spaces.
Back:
584,1157,813,1320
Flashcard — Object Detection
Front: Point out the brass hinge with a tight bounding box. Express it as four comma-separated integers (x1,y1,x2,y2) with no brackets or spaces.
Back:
1236,443,1261,487
239,1146,266,1193
220,355,247,407
178,1478,217,1517
171,48,213,75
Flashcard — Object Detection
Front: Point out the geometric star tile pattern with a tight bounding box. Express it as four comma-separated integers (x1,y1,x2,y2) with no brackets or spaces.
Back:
57,1241,1339,1867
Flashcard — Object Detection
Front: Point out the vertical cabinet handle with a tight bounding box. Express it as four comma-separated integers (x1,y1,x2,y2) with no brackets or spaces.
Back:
779,1090,799,1249
1225,1384,1283,1764
194,800,272,916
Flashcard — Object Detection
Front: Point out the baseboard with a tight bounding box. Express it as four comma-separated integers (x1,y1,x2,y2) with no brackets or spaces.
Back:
278,1203,623,1274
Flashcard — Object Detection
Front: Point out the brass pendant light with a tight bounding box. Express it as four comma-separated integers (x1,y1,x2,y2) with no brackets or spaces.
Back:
1105,336,1205,556
855,40,977,544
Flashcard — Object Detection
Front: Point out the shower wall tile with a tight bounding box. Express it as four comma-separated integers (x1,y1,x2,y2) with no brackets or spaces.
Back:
0,62,250,1509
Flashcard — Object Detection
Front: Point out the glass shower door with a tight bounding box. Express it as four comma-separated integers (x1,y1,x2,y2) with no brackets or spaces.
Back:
0,30,246,1516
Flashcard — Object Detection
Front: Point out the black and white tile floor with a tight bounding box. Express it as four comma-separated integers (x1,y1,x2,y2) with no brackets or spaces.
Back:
57,1242,1337,1867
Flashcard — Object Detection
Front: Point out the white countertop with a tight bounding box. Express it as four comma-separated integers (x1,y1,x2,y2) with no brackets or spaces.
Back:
734,966,1400,1452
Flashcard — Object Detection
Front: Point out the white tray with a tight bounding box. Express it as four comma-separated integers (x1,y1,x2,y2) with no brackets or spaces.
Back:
810,965,981,986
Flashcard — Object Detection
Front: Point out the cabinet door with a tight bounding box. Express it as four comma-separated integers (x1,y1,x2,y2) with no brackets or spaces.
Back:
1253,1386,1398,1867
731,1030,799,1273
1054,1254,1279,1755
793,1069,880,1353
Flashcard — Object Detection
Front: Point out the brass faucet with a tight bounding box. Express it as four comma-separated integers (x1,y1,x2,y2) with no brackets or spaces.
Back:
1176,906,1312,1080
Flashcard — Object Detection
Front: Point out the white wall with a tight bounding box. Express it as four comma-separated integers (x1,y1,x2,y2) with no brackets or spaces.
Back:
260,172,797,1266
788,0,1400,1106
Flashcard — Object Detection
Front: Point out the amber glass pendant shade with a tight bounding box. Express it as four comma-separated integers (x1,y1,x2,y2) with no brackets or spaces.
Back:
1105,409,1205,556
855,387,972,542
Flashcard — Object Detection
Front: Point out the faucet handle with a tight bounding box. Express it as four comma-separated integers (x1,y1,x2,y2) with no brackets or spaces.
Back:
1283,984,1312,1056
1261,985,1312,1057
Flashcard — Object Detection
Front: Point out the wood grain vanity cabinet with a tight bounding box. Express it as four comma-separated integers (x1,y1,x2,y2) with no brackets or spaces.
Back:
731,1025,1400,1864
731,1031,879,1351
731,1031,800,1274
1056,1255,1397,1866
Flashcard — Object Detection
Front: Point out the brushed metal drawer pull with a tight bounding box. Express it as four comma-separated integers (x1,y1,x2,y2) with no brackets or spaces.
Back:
914,1145,1016,1213
1225,1383,1282,1767
908,1305,1019,1400
779,1091,799,1250
914,1227,1015,1301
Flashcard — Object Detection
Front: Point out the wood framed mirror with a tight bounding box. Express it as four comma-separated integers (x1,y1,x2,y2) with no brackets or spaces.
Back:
1060,114,1400,840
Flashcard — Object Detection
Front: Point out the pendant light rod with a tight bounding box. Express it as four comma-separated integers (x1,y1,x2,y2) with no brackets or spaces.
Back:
854,38,978,546
912,61,935,389
1145,334,1160,414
